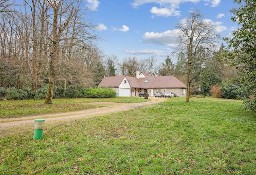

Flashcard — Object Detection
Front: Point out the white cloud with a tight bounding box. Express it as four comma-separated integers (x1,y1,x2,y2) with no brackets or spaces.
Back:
204,19,227,33
132,0,200,17
150,7,180,17
210,0,221,7
86,0,99,11
120,25,130,32
216,13,225,19
205,0,221,7
132,0,221,8
96,23,107,31
113,25,130,32
132,0,200,7
143,29,181,48
143,18,227,48
124,49,165,55
215,24,227,33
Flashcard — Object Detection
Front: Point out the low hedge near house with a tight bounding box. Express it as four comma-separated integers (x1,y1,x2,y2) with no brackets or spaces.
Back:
65,85,84,98
83,88,116,98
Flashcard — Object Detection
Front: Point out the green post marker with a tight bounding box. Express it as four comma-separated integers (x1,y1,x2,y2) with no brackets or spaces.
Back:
33,119,45,140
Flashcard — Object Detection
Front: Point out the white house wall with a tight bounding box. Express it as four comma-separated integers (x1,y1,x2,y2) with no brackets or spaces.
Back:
119,77,131,89
153,88,186,97
171,89,186,96
170,89,186,97
118,77,132,97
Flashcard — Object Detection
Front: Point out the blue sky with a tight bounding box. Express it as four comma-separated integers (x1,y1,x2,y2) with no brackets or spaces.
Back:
86,0,238,63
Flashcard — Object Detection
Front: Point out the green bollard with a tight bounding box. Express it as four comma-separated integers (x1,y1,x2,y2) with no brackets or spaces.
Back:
33,119,45,140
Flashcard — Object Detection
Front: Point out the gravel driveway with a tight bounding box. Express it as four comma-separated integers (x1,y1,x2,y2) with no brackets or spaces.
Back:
0,98,166,136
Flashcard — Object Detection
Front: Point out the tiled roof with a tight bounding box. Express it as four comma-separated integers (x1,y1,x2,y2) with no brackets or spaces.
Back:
99,74,186,89
126,76,140,87
142,75,186,89
98,75,125,88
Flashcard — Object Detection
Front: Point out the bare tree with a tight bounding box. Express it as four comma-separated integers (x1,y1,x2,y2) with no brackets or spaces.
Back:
0,0,99,100
105,55,118,76
178,10,218,102
0,0,13,13
120,57,140,76
45,0,75,104
139,57,157,74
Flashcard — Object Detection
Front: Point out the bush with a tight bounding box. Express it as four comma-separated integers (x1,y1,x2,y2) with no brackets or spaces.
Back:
22,87,36,99
2,87,37,100
55,86,65,98
0,87,6,98
0,87,116,100
18,89,30,100
5,88,19,100
5,87,29,100
83,88,116,98
65,85,84,98
244,96,256,113
210,85,221,98
34,86,48,99
221,82,243,99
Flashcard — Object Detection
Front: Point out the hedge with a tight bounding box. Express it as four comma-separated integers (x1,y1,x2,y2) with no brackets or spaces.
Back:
0,87,116,100
83,88,116,98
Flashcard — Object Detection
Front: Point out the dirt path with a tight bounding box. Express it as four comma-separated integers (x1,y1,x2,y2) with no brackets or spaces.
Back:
0,98,166,136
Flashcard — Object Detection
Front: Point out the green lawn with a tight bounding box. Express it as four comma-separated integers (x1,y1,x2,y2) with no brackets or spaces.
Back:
0,98,255,174
0,97,146,118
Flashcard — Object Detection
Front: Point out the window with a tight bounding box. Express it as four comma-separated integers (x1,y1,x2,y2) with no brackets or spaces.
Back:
124,80,127,83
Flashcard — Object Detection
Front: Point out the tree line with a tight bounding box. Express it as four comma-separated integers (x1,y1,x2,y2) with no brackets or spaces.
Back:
0,0,103,103
0,0,255,112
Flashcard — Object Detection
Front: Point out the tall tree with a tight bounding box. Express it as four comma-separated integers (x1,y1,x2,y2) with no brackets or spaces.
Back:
93,61,105,86
200,46,224,95
120,57,140,76
174,52,186,81
228,0,256,112
159,56,175,76
105,55,117,76
139,57,157,74
178,10,218,102
45,0,75,104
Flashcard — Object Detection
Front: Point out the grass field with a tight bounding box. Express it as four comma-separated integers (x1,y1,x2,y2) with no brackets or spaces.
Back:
0,98,255,174
0,97,146,118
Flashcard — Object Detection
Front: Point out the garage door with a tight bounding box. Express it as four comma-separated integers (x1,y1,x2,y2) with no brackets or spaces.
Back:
119,88,131,97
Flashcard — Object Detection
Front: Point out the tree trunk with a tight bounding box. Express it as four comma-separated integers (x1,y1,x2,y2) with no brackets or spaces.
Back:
45,2,74,104
185,29,194,102
32,0,38,91
45,5,59,104
186,73,190,102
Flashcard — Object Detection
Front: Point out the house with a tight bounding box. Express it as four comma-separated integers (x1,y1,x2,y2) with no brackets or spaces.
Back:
98,71,186,97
